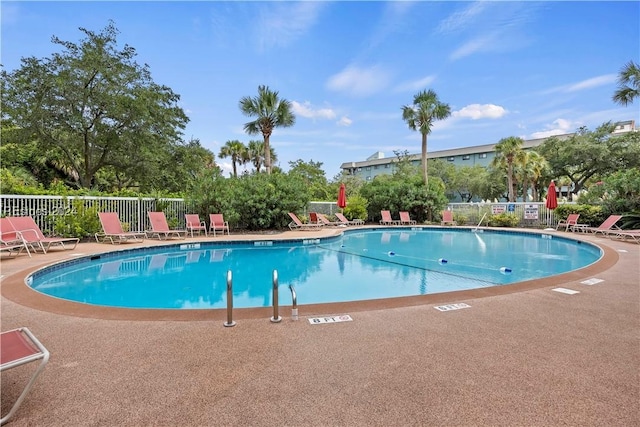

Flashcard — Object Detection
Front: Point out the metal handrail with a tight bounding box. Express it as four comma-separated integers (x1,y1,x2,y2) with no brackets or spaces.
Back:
289,284,298,321
270,270,282,323
223,270,236,327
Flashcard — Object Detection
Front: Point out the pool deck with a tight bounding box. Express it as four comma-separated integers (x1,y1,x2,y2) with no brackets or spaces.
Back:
1,227,639,426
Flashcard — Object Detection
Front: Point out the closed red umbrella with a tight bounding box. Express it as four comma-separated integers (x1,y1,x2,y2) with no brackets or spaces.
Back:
546,181,558,210
337,183,347,211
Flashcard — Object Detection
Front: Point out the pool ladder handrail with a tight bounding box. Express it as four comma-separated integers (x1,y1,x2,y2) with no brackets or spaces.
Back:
271,270,282,323
289,284,298,321
224,270,236,327
473,213,487,232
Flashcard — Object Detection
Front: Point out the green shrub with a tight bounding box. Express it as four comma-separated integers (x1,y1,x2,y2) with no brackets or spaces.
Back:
488,213,520,227
343,194,368,221
51,201,101,238
554,204,603,226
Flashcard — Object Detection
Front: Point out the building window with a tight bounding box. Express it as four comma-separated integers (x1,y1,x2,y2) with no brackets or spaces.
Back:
373,165,378,169
366,176,372,181
385,164,390,168
447,157,455,162
357,167,362,171
462,155,470,160
366,166,371,171
479,153,487,158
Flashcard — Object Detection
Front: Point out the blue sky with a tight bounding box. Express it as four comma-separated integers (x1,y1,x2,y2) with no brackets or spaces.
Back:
2,1,639,178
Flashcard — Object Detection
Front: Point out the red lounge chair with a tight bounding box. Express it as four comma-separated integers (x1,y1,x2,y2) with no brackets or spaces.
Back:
95,212,145,244
576,215,623,235
0,218,31,258
556,213,581,231
8,216,79,253
287,213,323,231
1,327,50,425
399,211,417,225
185,214,207,237
609,229,640,244
380,210,400,226
316,213,342,226
335,213,364,226
441,211,457,226
209,214,230,237
147,212,186,240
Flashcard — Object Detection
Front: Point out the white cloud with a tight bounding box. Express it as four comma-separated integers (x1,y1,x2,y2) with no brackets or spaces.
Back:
394,75,437,93
541,74,617,95
291,101,337,120
436,1,490,34
337,116,352,127
257,2,325,50
452,104,508,120
529,119,576,139
326,65,391,97
449,33,498,60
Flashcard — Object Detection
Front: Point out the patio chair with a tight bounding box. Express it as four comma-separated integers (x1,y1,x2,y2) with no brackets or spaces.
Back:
556,213,581,231
316,213,342,226
95,212,146,244
146,212,186,240
380,210,400,226
399,211,417,225
308,212,322,225
185,214,207,237
8,216,79,254
575,214,623,235
441,211,457,226
287,213,323,231
0,218,31,258
335,212,364,226
1,327,50,425
608,229,640,244
209,214,230,237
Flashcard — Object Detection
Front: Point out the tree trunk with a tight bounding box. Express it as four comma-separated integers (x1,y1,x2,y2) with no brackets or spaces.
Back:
421,132,428,186
264,135,271,175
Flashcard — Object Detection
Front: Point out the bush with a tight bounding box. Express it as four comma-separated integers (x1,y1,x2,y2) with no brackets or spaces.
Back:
488,213,520,227
186,171,310,230
343,194,368,221
51,200,102,238
554,204,603,227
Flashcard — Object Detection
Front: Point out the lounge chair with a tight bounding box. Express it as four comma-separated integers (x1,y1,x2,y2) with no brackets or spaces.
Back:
380,210,400,226
1,327,50,425
287,213,323,231
185,214,207,237
609,229,640,244
574,214,623,235
399,211,417,225
441,211,457,226
0,218,31,258
147,212,186,240
556,213,581,231
8,216,79,254
209,214,230,237
95,212,146,244
316,213,342,226
335,212,364,226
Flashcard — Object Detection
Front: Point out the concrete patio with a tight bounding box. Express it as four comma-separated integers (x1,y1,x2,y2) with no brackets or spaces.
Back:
1,228,638,426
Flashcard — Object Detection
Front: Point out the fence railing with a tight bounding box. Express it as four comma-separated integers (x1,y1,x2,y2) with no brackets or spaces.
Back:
446,202,564,228
0,195,187,234
1,195,566,234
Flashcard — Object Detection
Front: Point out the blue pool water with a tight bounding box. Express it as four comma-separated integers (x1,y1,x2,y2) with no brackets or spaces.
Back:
28,229,602,309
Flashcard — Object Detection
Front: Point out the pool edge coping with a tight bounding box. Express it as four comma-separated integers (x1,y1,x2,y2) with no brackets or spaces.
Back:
1,227,619,321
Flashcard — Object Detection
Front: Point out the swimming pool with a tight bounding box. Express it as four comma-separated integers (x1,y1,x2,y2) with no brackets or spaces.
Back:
28,228,602,309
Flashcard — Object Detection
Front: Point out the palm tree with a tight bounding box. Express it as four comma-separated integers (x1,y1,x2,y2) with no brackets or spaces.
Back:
492,136,524,202
239,85,295,175
247,140,277,173
612,60,640,106
218,140,248,177
401,89,451,186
